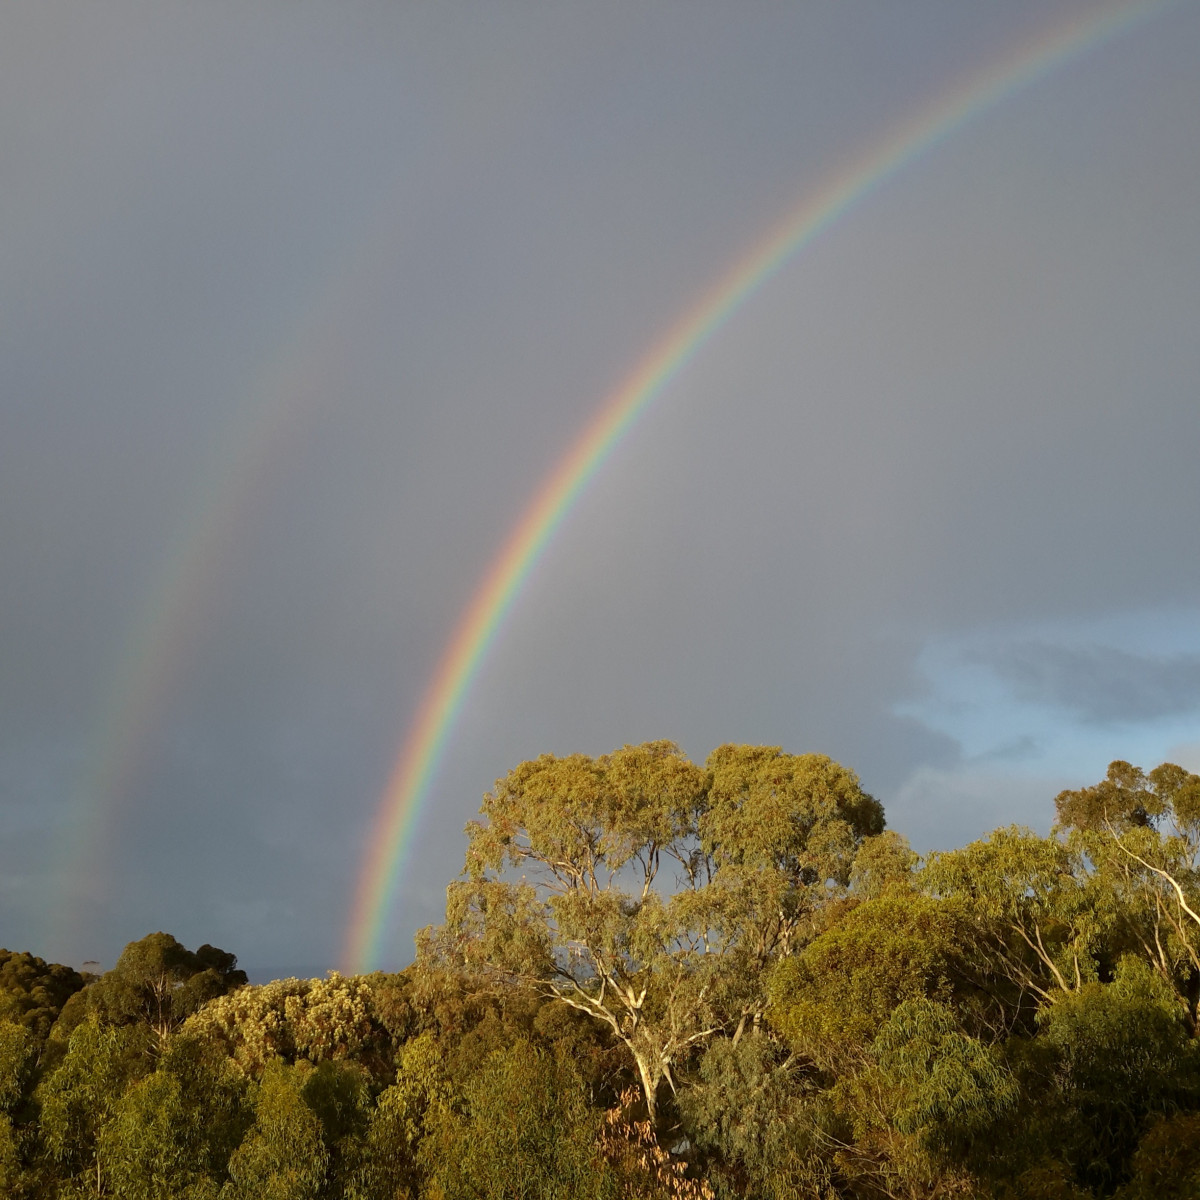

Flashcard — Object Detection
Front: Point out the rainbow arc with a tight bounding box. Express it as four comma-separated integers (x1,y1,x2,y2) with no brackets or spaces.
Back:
343,0,1177,973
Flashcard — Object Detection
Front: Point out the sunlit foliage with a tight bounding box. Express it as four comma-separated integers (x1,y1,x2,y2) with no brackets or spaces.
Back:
4,749,1199,1198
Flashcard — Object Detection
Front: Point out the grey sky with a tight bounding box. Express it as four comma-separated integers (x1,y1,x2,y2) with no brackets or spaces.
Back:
2,0,1198,975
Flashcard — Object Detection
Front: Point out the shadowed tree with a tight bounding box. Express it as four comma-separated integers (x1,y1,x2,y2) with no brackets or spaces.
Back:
871,999,1020,1168
678,1034,814,1200
1033,957,1200,1194
222,1061,328,1200
422,1039,615,1200
0,1021,35,1196
88,933,247,1045
1115,1112,1200,1200
0,951,85,1048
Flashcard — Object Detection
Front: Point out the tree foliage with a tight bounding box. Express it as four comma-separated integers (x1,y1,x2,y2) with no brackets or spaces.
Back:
422,1039,614,1200
3,752,1200,1198
0,950,85,1046
425,740,882,1122
183,973,378,1078
223,1060,330,1200
86,932,247,1043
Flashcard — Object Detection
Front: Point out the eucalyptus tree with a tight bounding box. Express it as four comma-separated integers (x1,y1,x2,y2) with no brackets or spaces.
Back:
88,933,247,1045
0,1021,33,1195
222,1062,329,1200
424,740,884,1124
1055,760,1200,1025
0,950,85,1046
920,826,1105,1007
1033,958,1200,1194
38,1017,147,1194
768,889,982,1070
422,1039,615,1200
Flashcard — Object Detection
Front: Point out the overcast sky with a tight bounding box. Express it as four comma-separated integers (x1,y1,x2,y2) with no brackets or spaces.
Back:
3,0,1198,977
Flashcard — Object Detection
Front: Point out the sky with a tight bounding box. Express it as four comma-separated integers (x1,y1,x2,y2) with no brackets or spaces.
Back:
2,0,1198,978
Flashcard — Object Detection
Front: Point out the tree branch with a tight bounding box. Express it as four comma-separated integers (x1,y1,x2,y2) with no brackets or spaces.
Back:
1106,821,1200,933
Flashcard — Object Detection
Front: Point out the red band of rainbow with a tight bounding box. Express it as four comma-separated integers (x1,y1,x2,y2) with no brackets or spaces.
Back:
344,0,1176,973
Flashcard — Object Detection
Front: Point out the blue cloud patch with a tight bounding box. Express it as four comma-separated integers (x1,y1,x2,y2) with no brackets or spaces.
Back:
976,642,1200,724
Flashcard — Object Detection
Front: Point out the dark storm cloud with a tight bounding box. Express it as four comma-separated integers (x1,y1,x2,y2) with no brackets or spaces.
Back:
2,0,1198,973
979,643,1200,725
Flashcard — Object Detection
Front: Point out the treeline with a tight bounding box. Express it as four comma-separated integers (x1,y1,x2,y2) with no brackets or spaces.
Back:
3,744,1200,1198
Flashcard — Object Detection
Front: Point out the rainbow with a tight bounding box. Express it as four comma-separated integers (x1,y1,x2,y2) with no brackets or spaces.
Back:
344,0,1181,972
46,129,541,956
43,219,392,960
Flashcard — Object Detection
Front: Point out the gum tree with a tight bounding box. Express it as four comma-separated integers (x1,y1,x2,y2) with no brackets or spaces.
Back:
1055,760,1200,1026
88,933,247,1045
920,826,1103,1007
423,740,884,1124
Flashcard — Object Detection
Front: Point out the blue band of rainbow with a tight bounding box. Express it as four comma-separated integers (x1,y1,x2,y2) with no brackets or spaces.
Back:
343,0,1175,973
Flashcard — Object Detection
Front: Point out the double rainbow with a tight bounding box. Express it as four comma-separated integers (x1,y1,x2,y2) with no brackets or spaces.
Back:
343,0,1178,972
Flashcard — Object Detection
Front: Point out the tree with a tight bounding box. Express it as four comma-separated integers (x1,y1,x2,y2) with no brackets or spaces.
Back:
764,892,1017,1197
297,1059,372,1198
88,933,247,1044
50,1029,249,1200
1115,1112,1200,1200
158,1033,252,1185
1032,957,1200,1193
600,1086,715,1200
183,973,377,1078
424,741,883,1125
871,999,1019,1170
98,1071,218,1200
37,1016,147,1193
347,1031,453,1200
1055,761,1200,1027
222,1061,328,1200
421,1039,615,1200
768,889,983,1071
0,950,85,1048
0,1021,35,1197
678,1035,813,1200
0,1021,35,1115
920,827,1103,1006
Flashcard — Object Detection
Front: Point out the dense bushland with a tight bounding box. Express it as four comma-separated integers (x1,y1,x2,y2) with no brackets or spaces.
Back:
4,745,1200,1198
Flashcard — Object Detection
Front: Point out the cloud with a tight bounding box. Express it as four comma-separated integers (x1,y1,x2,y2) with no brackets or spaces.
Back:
887,765,1073,853
894,610,1200,789
977,643,1200,725
4,1,1199,975
1167,742,1200,774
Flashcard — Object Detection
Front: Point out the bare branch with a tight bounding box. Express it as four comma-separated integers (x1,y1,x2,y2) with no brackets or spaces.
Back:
1105,820,1200,933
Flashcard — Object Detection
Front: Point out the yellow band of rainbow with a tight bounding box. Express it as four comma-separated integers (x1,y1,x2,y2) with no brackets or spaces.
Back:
344,0,1177,973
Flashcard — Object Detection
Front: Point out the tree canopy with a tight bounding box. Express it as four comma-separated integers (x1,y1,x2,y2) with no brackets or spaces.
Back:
1,750,1199,1199
424,741,883,1122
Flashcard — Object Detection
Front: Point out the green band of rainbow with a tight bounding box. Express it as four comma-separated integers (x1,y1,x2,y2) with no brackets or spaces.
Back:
45,255,366,957
344,0,1175,973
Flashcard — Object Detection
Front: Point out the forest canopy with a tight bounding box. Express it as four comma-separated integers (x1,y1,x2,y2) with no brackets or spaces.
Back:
4,745,1200,1199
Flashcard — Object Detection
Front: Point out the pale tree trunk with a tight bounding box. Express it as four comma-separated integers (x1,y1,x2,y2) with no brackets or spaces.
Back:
632,1049,661,1128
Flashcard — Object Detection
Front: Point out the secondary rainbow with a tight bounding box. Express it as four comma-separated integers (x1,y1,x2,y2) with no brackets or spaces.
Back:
43,219,395,960
344,0,1179,973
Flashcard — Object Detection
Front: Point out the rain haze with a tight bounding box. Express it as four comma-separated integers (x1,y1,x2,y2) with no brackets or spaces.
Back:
2,0,1199,978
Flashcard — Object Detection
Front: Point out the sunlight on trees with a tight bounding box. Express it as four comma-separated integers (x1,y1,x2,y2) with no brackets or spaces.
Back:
1,749,1198,1197
423,741,881,1124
